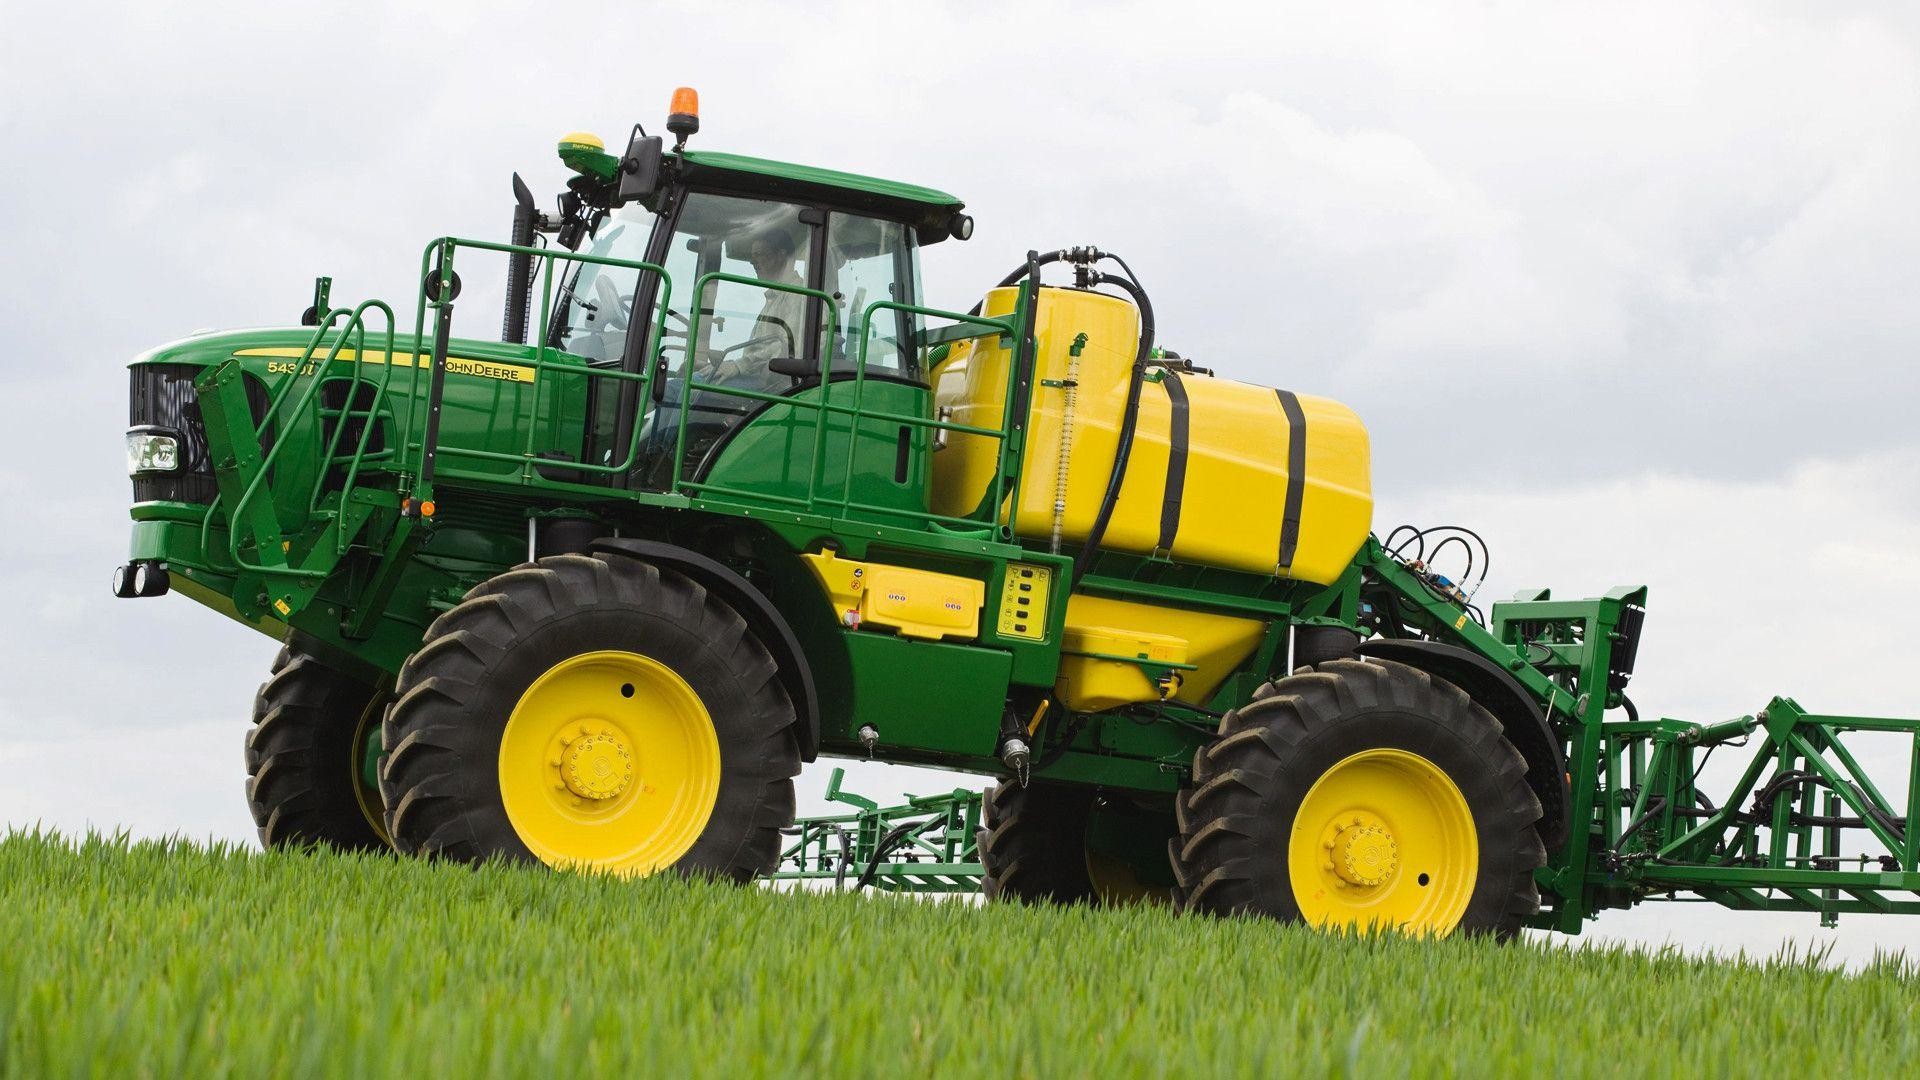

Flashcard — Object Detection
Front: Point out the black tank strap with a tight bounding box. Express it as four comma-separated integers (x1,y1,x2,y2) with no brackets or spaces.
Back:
1274,389,1308,575
1157,371,1191,554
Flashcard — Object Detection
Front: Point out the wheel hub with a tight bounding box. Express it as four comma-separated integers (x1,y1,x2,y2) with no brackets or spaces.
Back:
559,730,633,801
1330,822,1397,887
500,649,721,876
1290,748,1478,933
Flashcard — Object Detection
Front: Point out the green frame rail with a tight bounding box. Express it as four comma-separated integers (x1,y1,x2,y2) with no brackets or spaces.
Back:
1358,540,1918,931
768,769,985,893
1605,699,1920,924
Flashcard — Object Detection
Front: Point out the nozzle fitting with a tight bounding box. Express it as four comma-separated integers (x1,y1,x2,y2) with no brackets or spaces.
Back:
999,737,1031,787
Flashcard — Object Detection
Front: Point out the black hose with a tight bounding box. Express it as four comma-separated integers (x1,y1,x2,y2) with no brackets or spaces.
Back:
1748,771,1908,839
852,818,941,890
966,250,1069,317
1031,713,1092,774
961,248,1156,585
1613,796,1667,852
1073,270,1155,583
832,826,853,889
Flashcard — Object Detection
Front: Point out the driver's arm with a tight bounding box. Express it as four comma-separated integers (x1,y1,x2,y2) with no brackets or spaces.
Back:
741,291,803,363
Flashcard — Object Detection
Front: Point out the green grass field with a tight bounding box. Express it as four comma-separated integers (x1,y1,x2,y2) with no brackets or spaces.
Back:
1,831,1914,1077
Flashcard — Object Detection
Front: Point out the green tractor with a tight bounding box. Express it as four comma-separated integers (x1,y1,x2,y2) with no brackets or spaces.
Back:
120,89,1920,937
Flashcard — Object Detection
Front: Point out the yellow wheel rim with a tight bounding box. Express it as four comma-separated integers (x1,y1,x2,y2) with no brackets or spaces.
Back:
1288,748,1477,935
349,695,392,847
498,650,720,876
1085,850,1172,906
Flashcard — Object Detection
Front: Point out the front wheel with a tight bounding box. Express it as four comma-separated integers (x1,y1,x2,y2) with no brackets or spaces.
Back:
244,646,390,852
1172,658,1544,938
379,553,799,880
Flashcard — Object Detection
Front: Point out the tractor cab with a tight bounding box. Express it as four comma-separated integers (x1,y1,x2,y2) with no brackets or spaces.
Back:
521,101,972,492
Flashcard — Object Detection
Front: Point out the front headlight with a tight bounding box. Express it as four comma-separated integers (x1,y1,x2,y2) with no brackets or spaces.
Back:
126,430,180,475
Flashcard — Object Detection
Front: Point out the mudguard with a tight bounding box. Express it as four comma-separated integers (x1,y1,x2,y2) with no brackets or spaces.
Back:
592,538,820,762
1356,638,1569,852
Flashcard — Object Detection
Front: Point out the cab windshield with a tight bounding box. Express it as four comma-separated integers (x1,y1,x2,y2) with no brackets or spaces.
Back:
550,206,654,364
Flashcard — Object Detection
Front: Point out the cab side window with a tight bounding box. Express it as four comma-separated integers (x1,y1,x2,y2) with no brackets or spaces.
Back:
825,214,918,380
662,194,815,394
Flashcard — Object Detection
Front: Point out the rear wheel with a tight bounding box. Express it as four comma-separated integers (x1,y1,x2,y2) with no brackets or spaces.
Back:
244,646,390,852
379,553,799,880
980,782,1176,905
1172,658,1543,938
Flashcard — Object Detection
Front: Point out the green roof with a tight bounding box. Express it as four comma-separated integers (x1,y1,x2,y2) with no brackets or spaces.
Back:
677,150,963,211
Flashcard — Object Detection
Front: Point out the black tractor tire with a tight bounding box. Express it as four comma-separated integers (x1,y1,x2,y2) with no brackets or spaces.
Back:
980,782,1176,905
244,645,391,852
1172,657,1544,938
378,553,799,882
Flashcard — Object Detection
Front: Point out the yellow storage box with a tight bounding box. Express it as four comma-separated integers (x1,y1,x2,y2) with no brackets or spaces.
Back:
801,550,985,642
930,287,1372,585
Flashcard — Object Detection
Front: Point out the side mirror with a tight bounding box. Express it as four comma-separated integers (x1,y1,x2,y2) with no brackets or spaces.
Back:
616,132,664,206
768,355,815,379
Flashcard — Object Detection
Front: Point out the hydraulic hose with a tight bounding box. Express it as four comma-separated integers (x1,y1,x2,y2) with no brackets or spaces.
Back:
1031,712,1092,774
852,818,942,890
1073,268,1155,583
962,247,1156,583
966,250,1069,317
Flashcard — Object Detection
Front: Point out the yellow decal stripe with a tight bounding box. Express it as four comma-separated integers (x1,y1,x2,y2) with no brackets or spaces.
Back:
234,347,536,384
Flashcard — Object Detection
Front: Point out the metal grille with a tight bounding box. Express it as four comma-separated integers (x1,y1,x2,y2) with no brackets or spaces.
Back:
129,364,268,504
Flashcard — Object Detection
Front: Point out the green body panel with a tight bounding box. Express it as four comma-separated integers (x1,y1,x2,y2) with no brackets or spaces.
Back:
840,635,1011,758
134,328,593,481
696,380,931,518
119,144,1920,927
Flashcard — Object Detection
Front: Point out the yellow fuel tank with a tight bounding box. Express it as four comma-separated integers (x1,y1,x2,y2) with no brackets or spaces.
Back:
1054,595,1265,712
930,287,1371,585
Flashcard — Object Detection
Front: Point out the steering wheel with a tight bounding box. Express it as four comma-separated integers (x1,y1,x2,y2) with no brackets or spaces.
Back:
698,332,800,383
592,276,631,332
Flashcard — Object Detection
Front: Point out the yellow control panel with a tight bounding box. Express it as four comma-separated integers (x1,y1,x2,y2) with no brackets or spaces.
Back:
996,563,1053,641
801,550,985,642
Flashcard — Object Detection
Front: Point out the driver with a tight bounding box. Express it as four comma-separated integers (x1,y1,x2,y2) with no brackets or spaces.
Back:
705,222,808,390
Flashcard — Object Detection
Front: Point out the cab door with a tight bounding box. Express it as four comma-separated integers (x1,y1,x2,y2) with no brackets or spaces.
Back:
693,209,932,520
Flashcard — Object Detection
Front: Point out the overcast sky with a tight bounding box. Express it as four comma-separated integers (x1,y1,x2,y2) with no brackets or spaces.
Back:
3,1,1917,962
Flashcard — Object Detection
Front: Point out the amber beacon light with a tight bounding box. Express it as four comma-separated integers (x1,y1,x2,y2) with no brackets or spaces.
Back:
667,87,700,148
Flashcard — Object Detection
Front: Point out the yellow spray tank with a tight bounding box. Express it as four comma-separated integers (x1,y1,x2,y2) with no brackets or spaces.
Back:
929,283,1371,711
930,286,1373,586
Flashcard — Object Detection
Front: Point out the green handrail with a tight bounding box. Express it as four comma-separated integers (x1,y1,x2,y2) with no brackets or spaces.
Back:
673,271,843,503
309,306,403,538
220,300,397,577
401,238,678,480
839,298,1019,516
